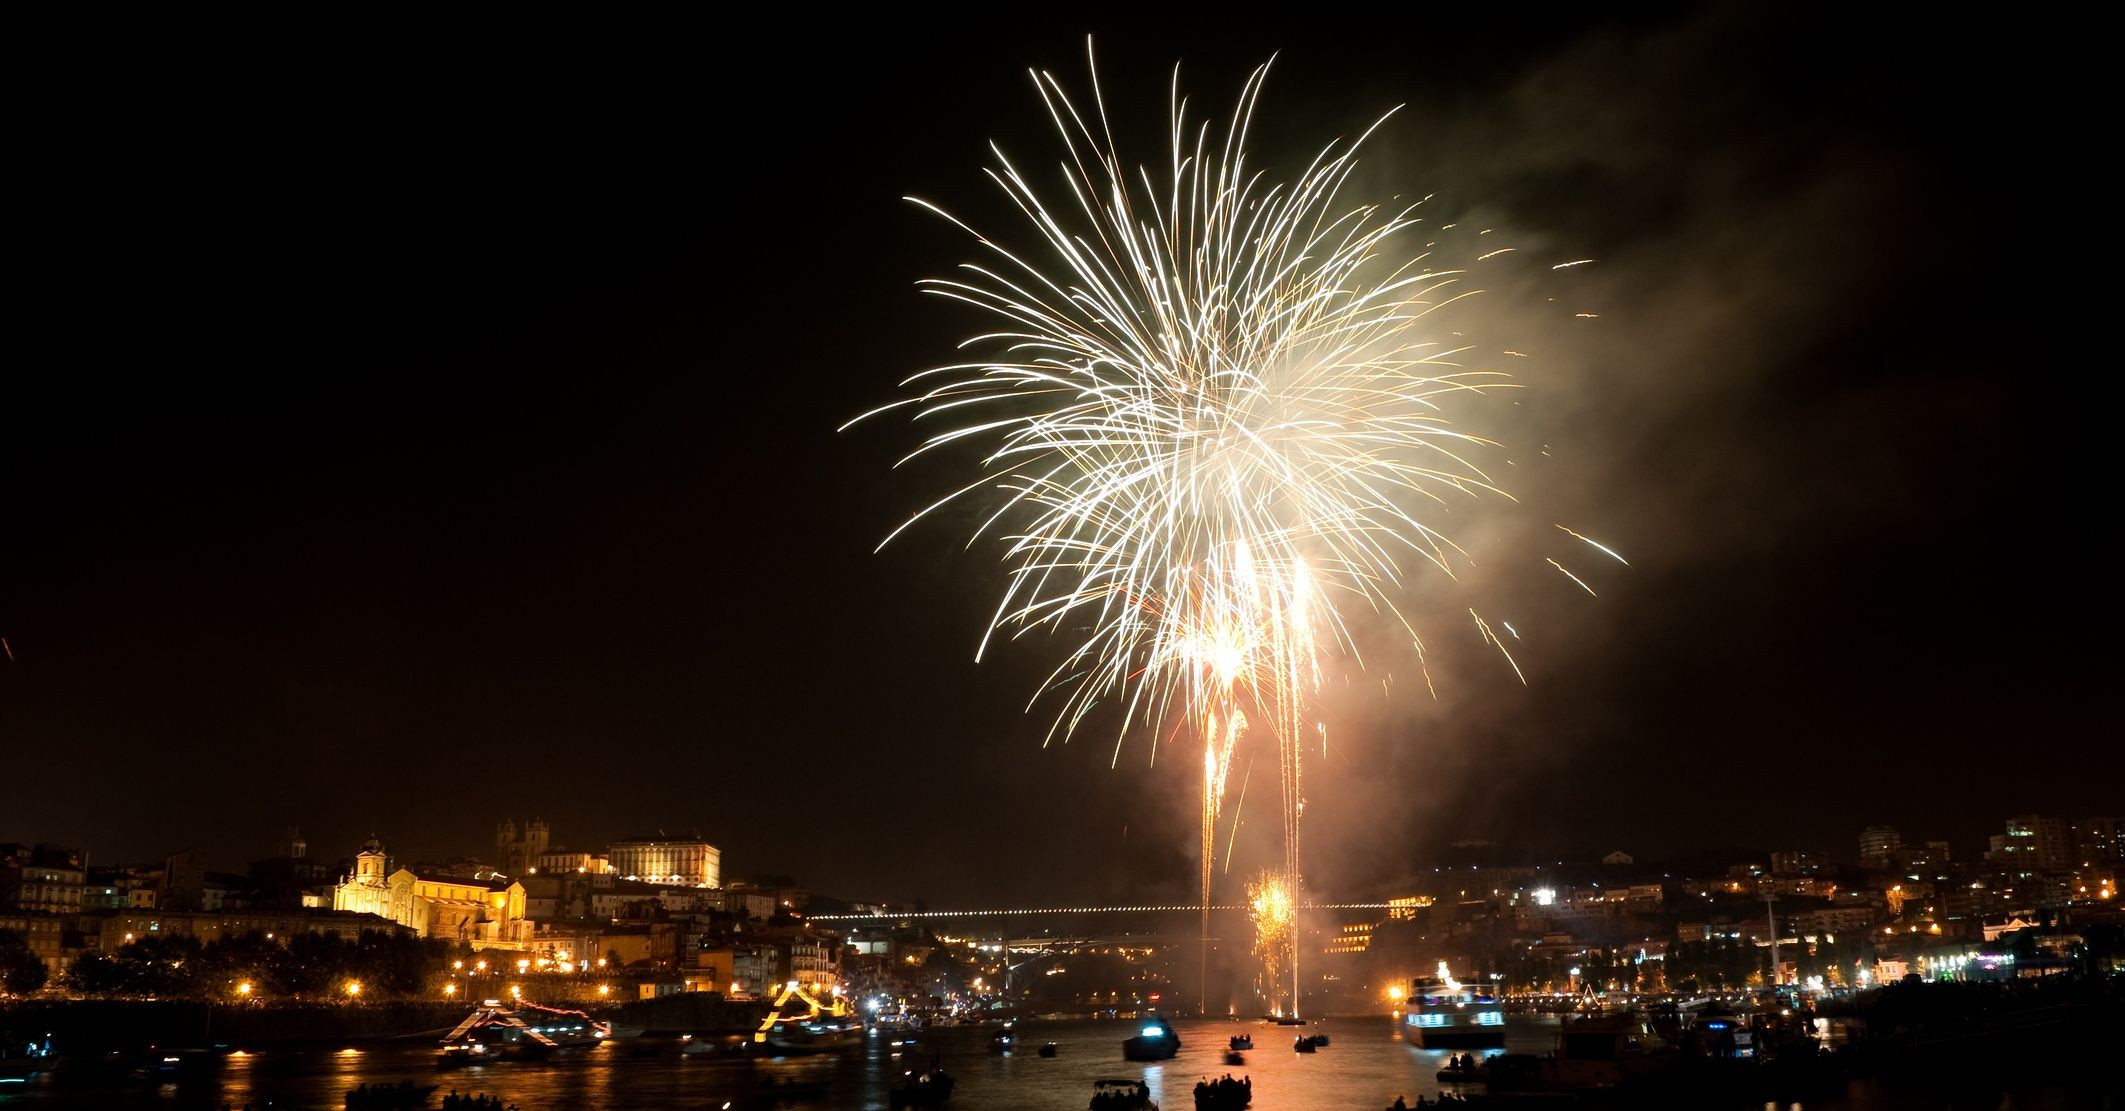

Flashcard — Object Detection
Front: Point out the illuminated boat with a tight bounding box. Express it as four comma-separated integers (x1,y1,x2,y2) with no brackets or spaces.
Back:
1399,974,1504,1049
761,1016,862,1055
437,1001,609,1064
754,981,861,1055
1121,1014,1180,1061
1,1033,56,1085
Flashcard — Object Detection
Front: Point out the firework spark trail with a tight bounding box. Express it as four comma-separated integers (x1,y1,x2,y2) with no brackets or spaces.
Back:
854,43,1622,1016
1248,871,1296,1015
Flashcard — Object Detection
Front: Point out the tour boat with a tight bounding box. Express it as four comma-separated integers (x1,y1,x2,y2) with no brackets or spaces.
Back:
760,1016,862,1055
1121,1014,1181,1061
437,1001,609,1064
1399,975,1505,1049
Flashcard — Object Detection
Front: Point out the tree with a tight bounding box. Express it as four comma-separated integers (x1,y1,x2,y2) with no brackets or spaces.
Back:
0,928,47,995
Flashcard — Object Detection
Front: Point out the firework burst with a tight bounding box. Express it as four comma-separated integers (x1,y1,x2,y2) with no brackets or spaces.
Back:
853,43,1620,1014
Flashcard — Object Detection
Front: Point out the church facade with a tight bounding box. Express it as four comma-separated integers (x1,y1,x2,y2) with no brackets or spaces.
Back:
331,837,532,949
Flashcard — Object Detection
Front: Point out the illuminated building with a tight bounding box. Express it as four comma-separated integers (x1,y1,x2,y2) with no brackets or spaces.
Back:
0,912,67,978
1769,850,1828,875
1324,922,1372,955
783,929,840,991
2074,817,2119,865
1385,895,1433,921
1987,816,2069,872
387,871,534,947
0,844,84,916
693,940,777,998
534,850,611,876
609,837,719,888
332,837,533,948
496,819,550,877
96,909,410,950
332,837,392,918
1859,826,1902,869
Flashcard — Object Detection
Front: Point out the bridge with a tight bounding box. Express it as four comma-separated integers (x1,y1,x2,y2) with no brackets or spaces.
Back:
808,902,1397,924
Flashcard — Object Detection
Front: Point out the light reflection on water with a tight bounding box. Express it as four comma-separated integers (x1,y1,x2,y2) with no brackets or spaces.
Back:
0,1014,2093,1110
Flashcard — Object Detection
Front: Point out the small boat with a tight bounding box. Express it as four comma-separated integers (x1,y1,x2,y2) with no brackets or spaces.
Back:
889,1064,955,1107
1122,1015,1181,1061
1039,1042,1059,1058
1436,1052,1487,1084
989,1027,1016,1054
1090,1078,1157,1110
1191,1073,1251,1110
1222,1050,1245,1066
1292,1035,1316,1053
1272,1016,1307,1026
1308,1033,1330,1047
1228,1034,1253,1050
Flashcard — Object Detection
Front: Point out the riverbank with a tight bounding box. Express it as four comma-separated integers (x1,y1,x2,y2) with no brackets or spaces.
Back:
0,994,770,1053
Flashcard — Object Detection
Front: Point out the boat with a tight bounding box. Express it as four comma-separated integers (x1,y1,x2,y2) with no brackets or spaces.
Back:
761,1015,863,1055
1435,1052,1488,1084
1543,1010,1676,1090
1465,1013,1681,1099
888,1064,955,1107
1228,1034,1253,1050
680,1033,748,1058
1271,1016,1307,1026
1191,1073,1251,1110
1,1033,56,1085
1121,1014,1181,1061
1399,973,1504,1049
1222,1050,1245,1066
1090,1078,1157,1110
1293,1035,1316,1053
1039,1042,1059,1058
1308,1033,1330,1047
989,1027,1017,1053
438,1001,607,1064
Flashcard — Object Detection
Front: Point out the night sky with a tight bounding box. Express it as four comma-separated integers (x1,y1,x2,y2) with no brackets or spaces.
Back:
6,9,2113,908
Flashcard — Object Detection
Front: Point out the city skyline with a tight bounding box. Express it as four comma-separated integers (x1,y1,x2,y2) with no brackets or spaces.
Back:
5,8,2116,908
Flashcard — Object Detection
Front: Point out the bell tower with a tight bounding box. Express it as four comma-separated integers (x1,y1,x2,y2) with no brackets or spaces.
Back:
355,836,387,884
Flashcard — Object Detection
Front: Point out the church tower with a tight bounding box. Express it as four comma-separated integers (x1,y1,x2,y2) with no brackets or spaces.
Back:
527,819,550,862
355,835,387,884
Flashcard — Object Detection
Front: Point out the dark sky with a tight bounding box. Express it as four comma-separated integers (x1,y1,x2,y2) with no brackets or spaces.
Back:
5,9,2114,907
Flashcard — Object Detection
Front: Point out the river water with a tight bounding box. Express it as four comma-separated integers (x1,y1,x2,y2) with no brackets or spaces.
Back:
0,1014,2106,1110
